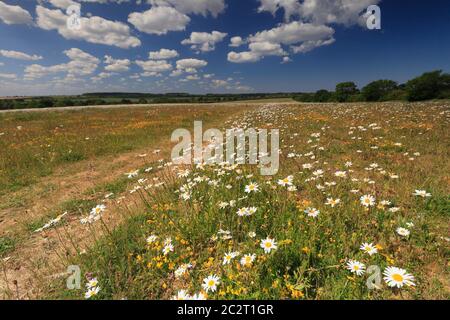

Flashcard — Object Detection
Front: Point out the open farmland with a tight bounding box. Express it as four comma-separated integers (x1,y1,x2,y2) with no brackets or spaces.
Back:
0,101,449,300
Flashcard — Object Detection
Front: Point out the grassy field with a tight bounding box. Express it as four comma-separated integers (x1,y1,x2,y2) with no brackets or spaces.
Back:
0,101,449,300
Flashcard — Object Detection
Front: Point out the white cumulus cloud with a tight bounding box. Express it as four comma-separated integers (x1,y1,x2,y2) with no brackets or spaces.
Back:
128,6,190,35
0,2,33,25
149,49,179,60
24,48,99,80
257,0,381,26
36,5,141,49
0,50,43,61
176,58,208,73
147,0,226,17
229,36,245,47
104,55,131,72
228,21,334,63
181,31,228,53
227,51,261,64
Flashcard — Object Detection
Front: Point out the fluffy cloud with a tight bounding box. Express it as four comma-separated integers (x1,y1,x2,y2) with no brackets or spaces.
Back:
149,49,179,60
104,56,131,72
47,0,78,10
250,0,381,59
175,58,208,73
0,2,33,25
0,50,43,61
147,0,226,17
36,5,141,49
181,31,228,53
24,48,99,80
135,59,173,73
298,0,381,26
257,0,381,26
228,21,334,63
291,37,335,53
128,6,190,35
227,51,261,64
248,41,286,56
281,56,292,63
229,36,245,47
249,21,334,45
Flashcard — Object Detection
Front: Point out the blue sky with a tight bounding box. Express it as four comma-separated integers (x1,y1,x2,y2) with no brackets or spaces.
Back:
0,0,449,96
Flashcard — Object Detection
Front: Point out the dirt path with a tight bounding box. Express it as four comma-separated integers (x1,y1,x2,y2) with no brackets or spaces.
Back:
0,144,169,236
0,144,174,299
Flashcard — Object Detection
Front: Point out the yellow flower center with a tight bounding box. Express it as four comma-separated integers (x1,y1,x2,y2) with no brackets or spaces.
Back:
392,274,404,282
208,280,215,286
265,242,272,248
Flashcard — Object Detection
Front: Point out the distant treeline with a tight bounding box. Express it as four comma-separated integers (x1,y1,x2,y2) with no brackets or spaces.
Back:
0,92,296,110
1,70,449,110
294,70,450,103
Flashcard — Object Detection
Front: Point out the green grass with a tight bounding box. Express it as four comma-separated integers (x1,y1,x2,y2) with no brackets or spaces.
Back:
0,236,17,257
0,105,244,195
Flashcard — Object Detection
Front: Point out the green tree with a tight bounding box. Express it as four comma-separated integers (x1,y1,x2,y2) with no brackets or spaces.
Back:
362,80,398,101
335,82,358,102
38,98,55,108
314,89,332,102
406,70,449,101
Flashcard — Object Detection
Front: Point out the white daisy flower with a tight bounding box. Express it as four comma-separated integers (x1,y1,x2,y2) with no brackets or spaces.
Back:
146,235,157,244
278,175,293,187
334,171,347,178
413,190,431,198
236,207,248,217
90,204,106,215
162,244,174,256
223,251,240,265
383,266,415,288
396,227,410,237
240,254,256,267
304,207,320,218
171,290,190,300
360,195,376,207
360,242,378,256
346,260,366,276
202,275,220,293
245,182,259,193
84,286,100,299
260,237,277,254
